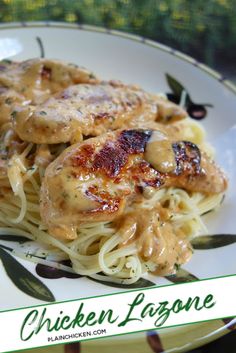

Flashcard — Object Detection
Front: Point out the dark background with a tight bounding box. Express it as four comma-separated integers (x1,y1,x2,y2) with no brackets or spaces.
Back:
0,0,235,352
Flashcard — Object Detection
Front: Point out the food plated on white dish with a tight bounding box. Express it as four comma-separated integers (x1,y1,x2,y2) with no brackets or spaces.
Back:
0,22,235,353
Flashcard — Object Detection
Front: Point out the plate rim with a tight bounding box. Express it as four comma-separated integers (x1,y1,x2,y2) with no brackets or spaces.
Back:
0,21,235,96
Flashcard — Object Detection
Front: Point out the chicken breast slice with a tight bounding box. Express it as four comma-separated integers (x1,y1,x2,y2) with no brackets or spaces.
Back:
13,81,187,144
40,129,227,239
0,58,98,125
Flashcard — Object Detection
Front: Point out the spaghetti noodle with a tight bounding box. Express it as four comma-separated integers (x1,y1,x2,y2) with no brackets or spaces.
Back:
0,59,227,284
0,119,224,284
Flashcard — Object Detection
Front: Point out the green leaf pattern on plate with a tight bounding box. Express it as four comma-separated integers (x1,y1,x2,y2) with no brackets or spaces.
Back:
191,234,236,249
0,232,235,298
165,268,199,284
0,234,31,243
0,247,55,302
166,73,188,98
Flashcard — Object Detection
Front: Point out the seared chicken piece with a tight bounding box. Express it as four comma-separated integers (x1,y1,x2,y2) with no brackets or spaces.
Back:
13,81,187,144
40,129,227,240
0,58,98,124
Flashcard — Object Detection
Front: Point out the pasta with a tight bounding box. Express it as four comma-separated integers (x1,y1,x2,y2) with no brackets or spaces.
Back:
0,59,227,284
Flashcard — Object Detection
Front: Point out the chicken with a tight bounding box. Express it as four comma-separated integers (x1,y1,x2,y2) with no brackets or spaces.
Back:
40,129,227,240
12,81,187,144
0,58,98,125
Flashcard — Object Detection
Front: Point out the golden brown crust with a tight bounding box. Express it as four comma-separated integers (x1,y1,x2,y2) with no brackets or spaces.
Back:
40,129,227,239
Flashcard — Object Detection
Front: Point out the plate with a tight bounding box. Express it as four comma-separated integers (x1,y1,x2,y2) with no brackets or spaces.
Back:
0,22,236,353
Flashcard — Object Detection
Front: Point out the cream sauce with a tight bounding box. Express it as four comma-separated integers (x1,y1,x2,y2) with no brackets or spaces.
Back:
144,130,176,173
12,83,159,144
118,206,192,275
0,59,97,125
40,128,227,243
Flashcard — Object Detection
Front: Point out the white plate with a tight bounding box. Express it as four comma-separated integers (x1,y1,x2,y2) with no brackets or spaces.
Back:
0,22,235,352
